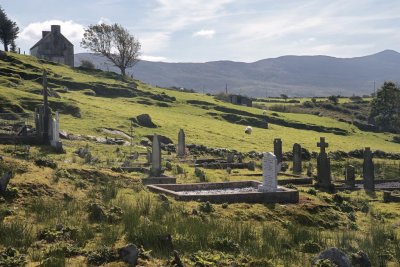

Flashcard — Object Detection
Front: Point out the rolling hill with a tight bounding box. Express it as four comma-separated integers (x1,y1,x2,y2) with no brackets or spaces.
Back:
75,50,400,97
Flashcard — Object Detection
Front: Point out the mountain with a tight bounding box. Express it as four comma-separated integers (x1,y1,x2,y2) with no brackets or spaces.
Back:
75,50,400,97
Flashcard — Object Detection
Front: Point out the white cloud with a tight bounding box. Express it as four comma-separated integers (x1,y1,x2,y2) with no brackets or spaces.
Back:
140,55,167,61
20,20,85,42
193,29,215,38
137,31,171,54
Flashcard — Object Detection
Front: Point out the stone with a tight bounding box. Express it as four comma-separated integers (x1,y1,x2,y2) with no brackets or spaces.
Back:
136,114,157,128
50,111,63,152
307,163,313,177
363,147,375,192
292,143,302,173
118,244,139,265
0,172,13,195
227,153,235,163
150,134,162,177
312,247,351,267
258,152,278,192
177,129,186,157
345,165,355,188
351,251,371,267
316,137,333,191
273,138,283,164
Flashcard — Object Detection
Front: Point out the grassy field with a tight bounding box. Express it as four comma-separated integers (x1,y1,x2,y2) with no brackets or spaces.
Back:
0,53,399,266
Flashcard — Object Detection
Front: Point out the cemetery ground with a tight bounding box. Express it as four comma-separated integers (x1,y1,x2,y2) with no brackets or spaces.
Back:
0,52,399,266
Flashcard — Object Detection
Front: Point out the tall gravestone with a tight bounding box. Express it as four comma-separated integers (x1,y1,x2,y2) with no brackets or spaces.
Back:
292,143,302,173
150,134,162,177
345,165,355,188
316,137,333,190
42,70,51,144
50,111,63,152
258,152,278,192
363,147,375,192
273,138,282,165
177,129,186,157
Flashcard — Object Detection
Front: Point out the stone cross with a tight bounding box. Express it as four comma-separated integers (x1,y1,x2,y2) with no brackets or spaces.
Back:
273,138,283,164
292,143,302,173
150,134,162,177
177,129,186,157
316,137,332,190
258,152,278,192
317,137,329,154
42,70,50,143
363,147,375,192
345,165,355,188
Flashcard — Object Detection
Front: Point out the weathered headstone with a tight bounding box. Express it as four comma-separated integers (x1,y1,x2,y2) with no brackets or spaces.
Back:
345,165,355,188
292,143,302,173
0,171,12,195
50,111,63,152
258,152,278,192
177,129,186,157
150,134,162,177
363,147,375,192
273,139,282,164
227,153,234,164
316,137,333,190
307,162,313,177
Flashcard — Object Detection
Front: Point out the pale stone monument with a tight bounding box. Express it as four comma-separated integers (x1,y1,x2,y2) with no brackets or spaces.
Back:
177,129,186,157
258,152,278,192
150,134,162,177
50,111,63,152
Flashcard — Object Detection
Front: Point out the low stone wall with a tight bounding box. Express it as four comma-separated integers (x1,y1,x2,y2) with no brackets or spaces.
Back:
147,181,299,204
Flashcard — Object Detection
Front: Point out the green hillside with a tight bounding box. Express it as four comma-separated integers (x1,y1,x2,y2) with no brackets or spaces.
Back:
0,53,398,153
0,53,400,266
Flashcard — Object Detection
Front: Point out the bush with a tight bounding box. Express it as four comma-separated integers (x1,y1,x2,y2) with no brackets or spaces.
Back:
301,240,321,253
80,59,95,69
198,202,214,213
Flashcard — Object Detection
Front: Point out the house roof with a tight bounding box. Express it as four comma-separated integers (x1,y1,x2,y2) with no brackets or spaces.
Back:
30,31,74,50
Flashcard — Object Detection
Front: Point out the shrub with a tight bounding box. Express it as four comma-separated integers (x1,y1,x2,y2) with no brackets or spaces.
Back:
198,202,214,213
80,59,95,69
301,240,321,253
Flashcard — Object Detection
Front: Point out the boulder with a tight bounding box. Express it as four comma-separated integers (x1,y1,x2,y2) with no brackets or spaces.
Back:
146,134,173,145
312,247,351,267
351,251,371,267
0,172,13,195
118,244,139,265
135,114,157,128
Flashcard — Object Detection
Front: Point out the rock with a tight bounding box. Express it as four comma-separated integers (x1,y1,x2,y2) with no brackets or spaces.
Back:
0,172,13,195
351,251,371,267
59,130,69,139
118,244,139,265
312,247,351,267
146,134,173,145
135,114,157,128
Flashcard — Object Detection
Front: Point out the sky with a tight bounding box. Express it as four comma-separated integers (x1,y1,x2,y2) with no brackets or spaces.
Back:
2,0,400,62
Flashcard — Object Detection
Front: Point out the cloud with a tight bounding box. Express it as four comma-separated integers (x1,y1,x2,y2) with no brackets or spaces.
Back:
20,20,85,42
137,31,171,54
140,55,167,61
193,29,215,38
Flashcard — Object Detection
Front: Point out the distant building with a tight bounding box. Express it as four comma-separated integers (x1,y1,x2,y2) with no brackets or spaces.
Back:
30,25,74,67
229,94,253,107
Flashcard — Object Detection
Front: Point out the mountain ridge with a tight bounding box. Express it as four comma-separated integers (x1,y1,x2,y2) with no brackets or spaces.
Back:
75,50,400,97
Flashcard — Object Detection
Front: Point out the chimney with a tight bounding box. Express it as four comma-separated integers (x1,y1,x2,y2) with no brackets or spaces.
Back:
42,31,50,38
51,25,61,34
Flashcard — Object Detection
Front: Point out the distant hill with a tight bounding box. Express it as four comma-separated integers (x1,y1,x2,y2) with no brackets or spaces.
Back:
75,50,400,97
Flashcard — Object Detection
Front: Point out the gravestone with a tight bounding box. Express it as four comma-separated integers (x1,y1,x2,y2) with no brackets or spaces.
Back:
273,139,282,164
345,165,355,188
50,111,63,152
0,171,12,195
150,134,162,177
258,152,278,192
307,162,313,177
292,143,302,173
227,153,234,164
316,137,333,190
177,129,186,157
363,147,375,192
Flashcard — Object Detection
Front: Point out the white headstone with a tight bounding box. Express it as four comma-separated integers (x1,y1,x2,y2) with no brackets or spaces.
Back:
50,112,59,146
258,152,278,192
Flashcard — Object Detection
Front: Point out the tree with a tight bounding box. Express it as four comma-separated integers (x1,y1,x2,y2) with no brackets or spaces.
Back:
370,81,400,133
280,94,288,102
81,23,141,77
328,95,339,105
0,6,19,52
